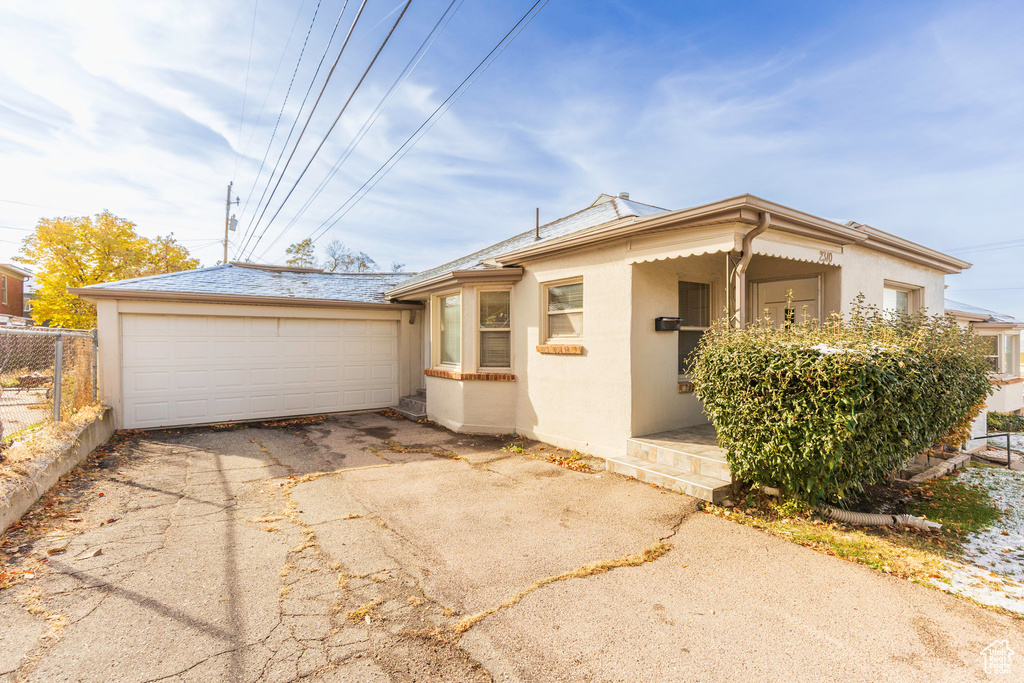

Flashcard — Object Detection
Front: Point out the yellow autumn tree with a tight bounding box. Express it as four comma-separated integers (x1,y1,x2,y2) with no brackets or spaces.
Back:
15,211,200,329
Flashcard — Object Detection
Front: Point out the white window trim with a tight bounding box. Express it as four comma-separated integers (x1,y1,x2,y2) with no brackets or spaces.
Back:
883,280,922,315
432,290,462,369
1,276,7,306
541,276,583,344
678,277,714,380
979,331,1021,378
477,287,513,372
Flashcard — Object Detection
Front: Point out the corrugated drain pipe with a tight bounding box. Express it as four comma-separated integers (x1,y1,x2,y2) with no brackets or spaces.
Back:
820,506,942,532
734,211,770,328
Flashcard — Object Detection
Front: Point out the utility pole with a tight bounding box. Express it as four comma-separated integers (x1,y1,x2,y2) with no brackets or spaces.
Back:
223,182,240,264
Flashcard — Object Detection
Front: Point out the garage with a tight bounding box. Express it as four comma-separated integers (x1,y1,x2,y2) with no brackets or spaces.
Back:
71,263,423,430
121,313,399,429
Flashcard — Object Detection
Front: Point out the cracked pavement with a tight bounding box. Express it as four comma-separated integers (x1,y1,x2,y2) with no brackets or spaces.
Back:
1,411,1023,682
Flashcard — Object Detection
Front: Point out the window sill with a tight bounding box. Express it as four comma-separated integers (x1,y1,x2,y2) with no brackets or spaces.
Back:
425,368,516,382
991,375,1023,386
536,343,584,355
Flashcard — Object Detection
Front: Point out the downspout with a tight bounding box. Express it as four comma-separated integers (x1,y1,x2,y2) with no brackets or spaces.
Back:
733,211,770,328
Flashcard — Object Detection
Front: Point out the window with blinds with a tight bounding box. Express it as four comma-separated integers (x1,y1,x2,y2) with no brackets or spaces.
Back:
479,290,511,368
439,294,461,365
678,281,711,375
546,281,583,341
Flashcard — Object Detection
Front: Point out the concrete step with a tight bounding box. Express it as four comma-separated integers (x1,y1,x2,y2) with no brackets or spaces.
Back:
398,395,426,412
395,395,426,421
393,407,426,421
606,454,732,503
626,437,731,482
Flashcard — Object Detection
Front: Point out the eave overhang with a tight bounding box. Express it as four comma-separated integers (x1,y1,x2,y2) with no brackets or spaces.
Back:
69,287,423,311
385,267,524,301
491,195,971,275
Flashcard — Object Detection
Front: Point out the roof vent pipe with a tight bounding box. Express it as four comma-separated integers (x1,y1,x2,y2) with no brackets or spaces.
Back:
618,192,630,200
535,207,540,240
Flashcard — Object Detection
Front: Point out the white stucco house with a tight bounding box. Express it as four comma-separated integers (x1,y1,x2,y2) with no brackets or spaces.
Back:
946,299,1023,416
74,193,971,501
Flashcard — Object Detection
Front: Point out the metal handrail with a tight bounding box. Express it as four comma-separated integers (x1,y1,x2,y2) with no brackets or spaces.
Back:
978,432,1014,468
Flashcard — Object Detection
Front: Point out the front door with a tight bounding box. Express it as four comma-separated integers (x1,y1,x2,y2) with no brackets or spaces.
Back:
752,277,820,328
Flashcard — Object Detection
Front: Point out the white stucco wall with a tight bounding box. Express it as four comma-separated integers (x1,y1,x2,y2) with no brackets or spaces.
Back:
418,228,956,460
839,244,945,314
425,375,517,433
629,252,725,437
988,381,1024,414
511,243,634,459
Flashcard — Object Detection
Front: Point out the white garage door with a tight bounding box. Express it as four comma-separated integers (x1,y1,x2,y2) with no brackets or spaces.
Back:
121,313,399,429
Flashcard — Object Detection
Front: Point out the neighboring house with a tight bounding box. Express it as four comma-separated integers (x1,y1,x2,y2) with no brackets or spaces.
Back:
946,299,1023,415
0,263,32,323
73,193,970,501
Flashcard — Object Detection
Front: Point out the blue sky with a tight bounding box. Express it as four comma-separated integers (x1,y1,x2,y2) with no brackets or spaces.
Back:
0,0,1021,316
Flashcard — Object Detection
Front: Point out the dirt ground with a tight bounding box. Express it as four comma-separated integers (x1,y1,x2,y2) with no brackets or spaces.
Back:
1,411,1022,682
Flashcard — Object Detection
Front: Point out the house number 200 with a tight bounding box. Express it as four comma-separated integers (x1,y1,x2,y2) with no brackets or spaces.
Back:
818,251,833,264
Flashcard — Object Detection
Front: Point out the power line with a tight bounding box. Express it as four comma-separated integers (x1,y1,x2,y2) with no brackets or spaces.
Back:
242,0,413,261
295,0,549,253
233,0,260,180
277,0,465,239
237,0,310,161
948,287,1024,292
234,0,356,257
236,0,323,223
240,0,373,257
945,238,1024,255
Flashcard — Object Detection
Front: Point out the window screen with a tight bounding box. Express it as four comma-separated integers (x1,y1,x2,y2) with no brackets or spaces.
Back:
479,291,511,368
678,281,711,374
547,282,583,339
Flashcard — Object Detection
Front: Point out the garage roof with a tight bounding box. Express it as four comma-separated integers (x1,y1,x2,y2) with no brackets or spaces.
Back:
76,263,412,305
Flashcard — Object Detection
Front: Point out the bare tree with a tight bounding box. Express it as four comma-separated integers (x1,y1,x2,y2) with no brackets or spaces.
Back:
390,261,406,273
321,239,347,273
321,239,378,273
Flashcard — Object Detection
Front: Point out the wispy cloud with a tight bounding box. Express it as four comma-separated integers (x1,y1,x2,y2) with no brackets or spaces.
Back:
0,0,1021,315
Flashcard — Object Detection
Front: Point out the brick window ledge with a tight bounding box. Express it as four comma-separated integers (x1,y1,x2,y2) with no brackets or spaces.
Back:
425,368,516,382
536,344,584,355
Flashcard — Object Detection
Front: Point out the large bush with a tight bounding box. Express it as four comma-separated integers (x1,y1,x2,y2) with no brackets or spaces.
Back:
691,300,991,503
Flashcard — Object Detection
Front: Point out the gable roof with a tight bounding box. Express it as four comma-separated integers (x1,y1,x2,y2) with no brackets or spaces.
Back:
72,263,417,308
387,194,668,296
0,263,31,279
945,298,1022,325
387,193,970,299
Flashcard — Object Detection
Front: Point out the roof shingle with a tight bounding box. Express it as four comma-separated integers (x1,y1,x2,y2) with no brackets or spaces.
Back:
388,195,667,292
82,264,411,304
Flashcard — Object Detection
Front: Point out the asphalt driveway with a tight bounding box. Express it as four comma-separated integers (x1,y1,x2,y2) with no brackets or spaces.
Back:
1,412,1022,682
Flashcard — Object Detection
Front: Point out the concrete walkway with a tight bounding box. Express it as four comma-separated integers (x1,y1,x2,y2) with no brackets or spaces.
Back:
1,412,1021,682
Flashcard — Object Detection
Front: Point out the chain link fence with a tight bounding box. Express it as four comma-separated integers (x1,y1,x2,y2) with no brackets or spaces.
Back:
0,328,97,446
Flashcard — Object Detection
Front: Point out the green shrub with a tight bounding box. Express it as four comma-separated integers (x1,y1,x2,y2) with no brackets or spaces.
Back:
691,299,991,504
988,411,1024,433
